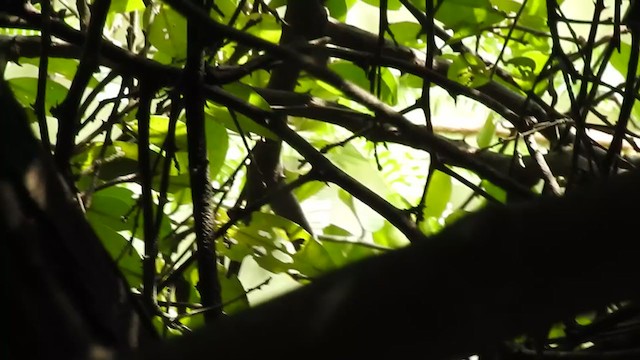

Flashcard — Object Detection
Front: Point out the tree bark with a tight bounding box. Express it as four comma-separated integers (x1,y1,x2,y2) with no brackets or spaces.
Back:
1,71,156,359
140,170,640,359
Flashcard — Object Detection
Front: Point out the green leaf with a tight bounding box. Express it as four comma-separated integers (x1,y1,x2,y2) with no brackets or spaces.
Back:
481,180,508,203
240,69,271,89
88,221,142,287
209,0,238,22
86,184,174,241
327,61,397,105
89,141,164,181
477,112,498,148
205,103,277,139
353,197,385,232
388,22,424,48
110,0,145,13
224,82,271,111
218,265,250,315
293,180,325,203
161,172,193,204
268,0,286,8
18,58,100,87
113,140,161,163
517,0,548,29
610,40,640,77
222,213,341,278
245,13,281,43
423,170,452,219
574,311,596,326
131,115,188,149
205,116,229,179
407,0,426,11
292,239,338,277
547,323,566,340
632,102,640,126
445,26,481,45
380,66,399,106
372,221,409,248
443,209,471,227
433,0,506,32
182,263,249,326
206,83,277,139
321,241,377,268
325,143,401,207
418,216,444,235
86,186,137,232
505,57,537,77
399,72,424,89
446,53,491,88
320,226,384,267
73,143,125,184
325,0,358,21
223,213,310,263
8,77,68,115
148,5,187,61
490,0,524,13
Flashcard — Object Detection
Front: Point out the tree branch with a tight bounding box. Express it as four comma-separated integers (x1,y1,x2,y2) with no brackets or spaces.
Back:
182,0,222,323
240,0,326,237
51,0,111,183
140,169,640,360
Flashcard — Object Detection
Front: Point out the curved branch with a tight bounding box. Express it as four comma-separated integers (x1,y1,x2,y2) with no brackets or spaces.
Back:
51,0,110,181
141,169,640,360
160,0,535,199
240,0,326,236
182,0,222,323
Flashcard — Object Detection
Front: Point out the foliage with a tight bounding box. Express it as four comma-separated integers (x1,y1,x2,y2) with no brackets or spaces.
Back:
1,0,639,356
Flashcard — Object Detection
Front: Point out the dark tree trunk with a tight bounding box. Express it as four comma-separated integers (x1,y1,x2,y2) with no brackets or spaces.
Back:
1,77,156,359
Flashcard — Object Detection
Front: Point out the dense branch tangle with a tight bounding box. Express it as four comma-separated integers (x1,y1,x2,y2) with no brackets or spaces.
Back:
2,0,639,343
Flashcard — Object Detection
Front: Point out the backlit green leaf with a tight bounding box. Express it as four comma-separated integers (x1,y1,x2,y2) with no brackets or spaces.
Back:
205,116,229,179
88,221,142,287
110,0,145,13
148,5,187,61
388,22,424,48
433,0,506,32
326,0,358,21
611,41,640,77
8,77,67,115
423,170,452,219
